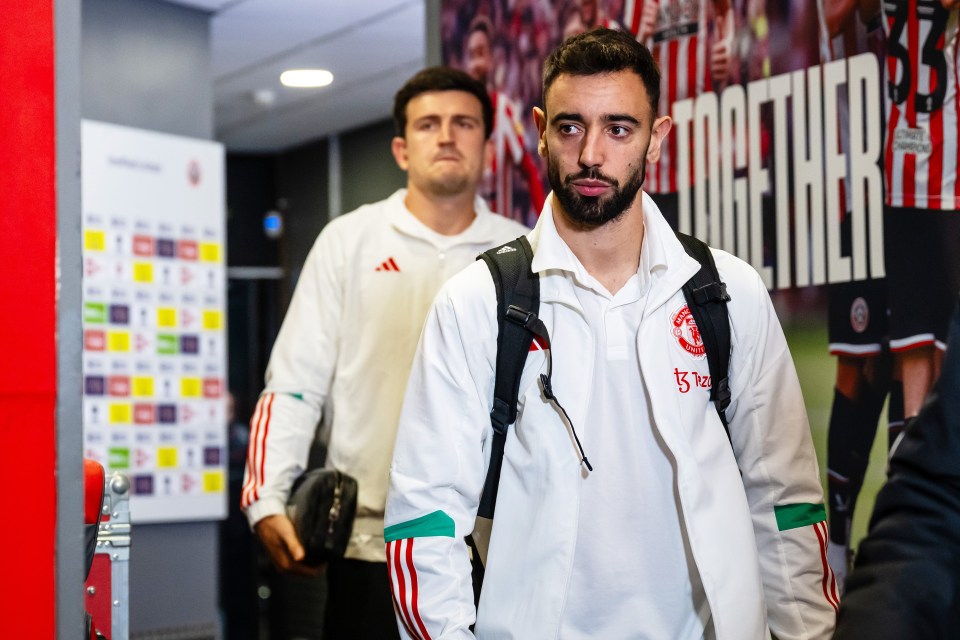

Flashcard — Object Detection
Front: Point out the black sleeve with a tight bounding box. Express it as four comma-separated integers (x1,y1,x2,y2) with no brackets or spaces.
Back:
835,301,960,639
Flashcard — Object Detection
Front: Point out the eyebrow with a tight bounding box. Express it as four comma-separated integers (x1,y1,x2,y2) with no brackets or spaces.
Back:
550,112,641,126
413,113,481,124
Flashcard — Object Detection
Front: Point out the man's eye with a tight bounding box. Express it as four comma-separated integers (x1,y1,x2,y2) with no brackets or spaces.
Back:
610,125,629,137
559,124,580,135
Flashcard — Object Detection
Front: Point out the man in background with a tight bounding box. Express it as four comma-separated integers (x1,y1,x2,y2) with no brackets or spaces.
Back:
882,0,960,424
241,66,527,638
632,0,736,231
462,15,545,225
835,295,960,638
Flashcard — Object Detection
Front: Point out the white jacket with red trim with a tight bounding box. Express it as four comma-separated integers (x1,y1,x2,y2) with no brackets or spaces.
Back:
241,189,527,561
384,193,837,638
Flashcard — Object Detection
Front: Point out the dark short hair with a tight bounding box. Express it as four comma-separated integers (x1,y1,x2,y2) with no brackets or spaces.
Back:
542,28,660,114
467,15,493,41
393,66,494,139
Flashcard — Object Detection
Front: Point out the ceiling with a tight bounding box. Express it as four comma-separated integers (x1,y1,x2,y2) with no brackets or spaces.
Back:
163,0,427,153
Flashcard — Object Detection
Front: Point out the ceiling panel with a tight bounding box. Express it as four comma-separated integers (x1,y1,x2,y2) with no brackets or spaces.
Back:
158,0,426,152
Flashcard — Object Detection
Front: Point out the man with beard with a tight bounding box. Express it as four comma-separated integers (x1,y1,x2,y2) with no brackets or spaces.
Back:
383,29,835,639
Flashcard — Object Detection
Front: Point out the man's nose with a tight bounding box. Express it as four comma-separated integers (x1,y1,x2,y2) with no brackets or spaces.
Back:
579,130,603,167
438,120,454,144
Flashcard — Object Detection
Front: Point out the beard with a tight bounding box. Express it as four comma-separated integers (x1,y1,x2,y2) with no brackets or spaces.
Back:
547,153,646,229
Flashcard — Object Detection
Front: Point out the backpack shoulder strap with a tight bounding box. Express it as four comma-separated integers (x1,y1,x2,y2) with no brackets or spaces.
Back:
476,235,539,519
675,231,733,437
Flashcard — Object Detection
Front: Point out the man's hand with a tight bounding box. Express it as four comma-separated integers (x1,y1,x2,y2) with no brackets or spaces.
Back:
710,10,734,86
636,0,659,43
255,514,326,577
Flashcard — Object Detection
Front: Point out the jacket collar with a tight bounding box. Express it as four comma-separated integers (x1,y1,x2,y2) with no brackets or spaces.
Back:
529,192,701,314
387,188,502,246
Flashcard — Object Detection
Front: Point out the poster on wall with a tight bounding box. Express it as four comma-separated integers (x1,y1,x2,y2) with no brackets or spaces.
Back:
441,0,886,291
81,120,227,523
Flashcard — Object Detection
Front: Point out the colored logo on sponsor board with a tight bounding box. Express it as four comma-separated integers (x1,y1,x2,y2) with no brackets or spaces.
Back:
156,238,176,258
202,310,222,330
133,262,154,283
180,335,199,354
157,308,177,328
85,376,106,396
157,404,177,424
202,378,222,398
199,242,220,262
181,378,202,398
84,230,106,252
157,447,178,468
84,302,107,324
132,235,154,256
109,403,132,424
203,447,222,466
177,240,198,260
157,334,178,355
107,331,130,353
108,447,129,469
133,403,155,424
107,376,130,397
203,470,224,493
133,475,154,495
109,305,130,325
84,330,106,351
131,376,154,398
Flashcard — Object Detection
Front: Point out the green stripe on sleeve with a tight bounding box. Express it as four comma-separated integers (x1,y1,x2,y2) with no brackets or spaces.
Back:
774,503,827,531
384,510,455,542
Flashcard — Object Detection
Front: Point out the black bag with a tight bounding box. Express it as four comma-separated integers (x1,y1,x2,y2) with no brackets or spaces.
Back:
285,468,358,565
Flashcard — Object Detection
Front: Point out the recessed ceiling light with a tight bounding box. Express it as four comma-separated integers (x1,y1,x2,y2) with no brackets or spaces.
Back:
280,69,334,88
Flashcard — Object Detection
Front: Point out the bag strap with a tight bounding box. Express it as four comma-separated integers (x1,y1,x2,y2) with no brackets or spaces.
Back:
675,231,733,437
476,235,540,519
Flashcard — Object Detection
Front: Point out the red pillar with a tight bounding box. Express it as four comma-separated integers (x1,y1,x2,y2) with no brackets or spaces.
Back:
0,1,58,635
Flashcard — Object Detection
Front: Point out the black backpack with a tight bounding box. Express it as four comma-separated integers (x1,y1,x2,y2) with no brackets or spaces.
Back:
475,231,732,521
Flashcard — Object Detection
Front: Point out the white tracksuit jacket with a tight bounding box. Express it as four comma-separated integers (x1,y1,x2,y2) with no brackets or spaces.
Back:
385,194,837,638
241,189,528,561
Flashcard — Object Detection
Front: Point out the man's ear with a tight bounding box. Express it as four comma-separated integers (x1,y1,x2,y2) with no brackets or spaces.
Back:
391,136,409,171
533,106,548,157
645,115,672,164
483,137,494,168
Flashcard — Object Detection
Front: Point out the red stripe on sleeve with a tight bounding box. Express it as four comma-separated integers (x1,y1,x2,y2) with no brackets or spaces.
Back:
240,395,266,508
405,539,433,640
393,540,421,639
387,541,419,639
254,393,274,502
814,521,840,612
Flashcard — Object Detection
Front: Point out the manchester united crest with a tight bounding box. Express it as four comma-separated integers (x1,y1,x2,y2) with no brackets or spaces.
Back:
672,304,706,359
